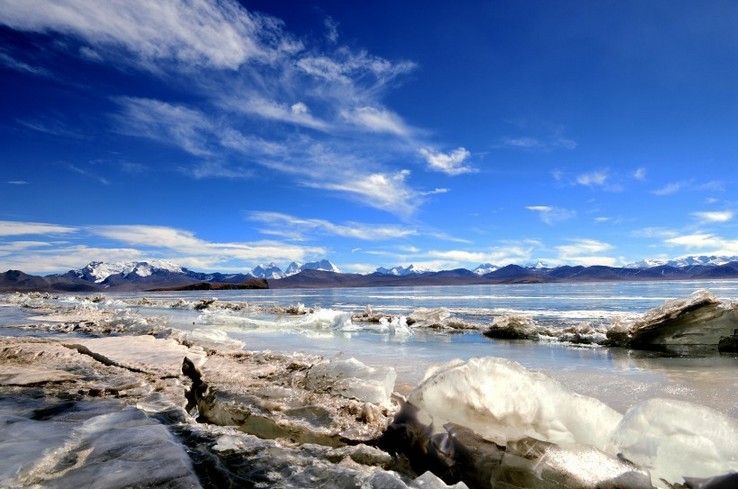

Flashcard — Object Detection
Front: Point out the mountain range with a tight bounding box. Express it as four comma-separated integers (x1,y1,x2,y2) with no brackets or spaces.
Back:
3,256,738,292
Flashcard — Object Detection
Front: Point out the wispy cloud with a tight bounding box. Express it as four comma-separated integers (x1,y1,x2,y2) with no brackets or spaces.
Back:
526,205,577,225
6,181,28,185
556,239,617,266
2,0,465,219
113,98,216,157
226,97,330,131
361,242,537,271
553,168,624,192
0,0,290,70
630,227,679,239
655,231,738,257
85,224,327,269
575,169,621,191
0,221,78,236
652,180,726,197
633,167,647,181
324,16,339,44
0,244,146,274
0,50,51,77
419,147,474,175
296,48,416,86
69,164,110,186
0,220,330,274
427,245,534,267
498,135,576,151
248,211,417,241
342,106,411,136
17,117,87,139
652,182,685,196
311,170,421,217
691,210,733,224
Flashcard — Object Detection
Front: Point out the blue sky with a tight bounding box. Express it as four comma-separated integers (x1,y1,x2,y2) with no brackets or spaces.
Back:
2,0,738,275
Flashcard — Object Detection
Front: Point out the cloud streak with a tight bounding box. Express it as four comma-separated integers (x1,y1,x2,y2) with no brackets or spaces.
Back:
692,210,733,224
2,0,460,218
248,212,417,241
419,147,474,175
0,0,287,69
556,239,617,266
526,206,577,225
0,221,78,236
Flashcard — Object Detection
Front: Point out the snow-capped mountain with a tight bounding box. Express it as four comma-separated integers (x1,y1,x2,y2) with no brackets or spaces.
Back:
300,259,340,273
282,260,340,276
627,255,738,269
250,263,285,279
375,264,427,276
472,263,499,275
285,262,302,276
73,260,185,283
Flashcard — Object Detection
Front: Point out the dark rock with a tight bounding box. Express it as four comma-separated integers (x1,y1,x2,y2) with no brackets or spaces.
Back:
718,329,738,353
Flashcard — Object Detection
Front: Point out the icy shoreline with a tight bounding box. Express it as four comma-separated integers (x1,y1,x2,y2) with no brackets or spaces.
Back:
1,291,737,488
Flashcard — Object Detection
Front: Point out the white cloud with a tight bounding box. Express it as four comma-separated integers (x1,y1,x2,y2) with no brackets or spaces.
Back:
652,182,684,196
312,170,420,216
297,48,415,86
229,97,329,130
499,135,576,151
691,210,733,223
633,167,647,181
427,245,534,266
89,225,205,249
665,233,715,249
69,164,110,186
84,224,326,264
698,180,726,192
0,50,51,76
0,0,287,69
17,117,87,139
342,106,410,136
0,221,78,236
419,147,474,175
557,239,612,256
3,0,462,219
526,206,577,225
114,97,215,157
576,170,609,187
556,239,617,266
248,212,417,240
324,17,339,44
0,223,328,272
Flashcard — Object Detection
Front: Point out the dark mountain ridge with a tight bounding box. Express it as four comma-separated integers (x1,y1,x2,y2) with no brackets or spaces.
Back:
4,261,738,292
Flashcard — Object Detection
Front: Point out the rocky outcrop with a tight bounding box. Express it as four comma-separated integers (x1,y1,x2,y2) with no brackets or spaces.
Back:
0,334,456,488
483,291,738,353
182,351,397,446
605,290,738,353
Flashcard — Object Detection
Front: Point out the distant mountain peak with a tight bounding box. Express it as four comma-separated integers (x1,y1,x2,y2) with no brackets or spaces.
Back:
375,264,427,276
626,255,738,269
301,259,340,273
473,263,499,275
251,263,285,279
75,260,184,283
280,259,340,277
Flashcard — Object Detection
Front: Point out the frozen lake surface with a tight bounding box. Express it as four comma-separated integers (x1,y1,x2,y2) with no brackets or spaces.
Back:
3,280,738,417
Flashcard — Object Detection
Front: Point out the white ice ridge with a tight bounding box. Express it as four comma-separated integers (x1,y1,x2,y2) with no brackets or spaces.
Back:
608,398,738,485
408,357,738,486
408,357,622,449
305,357,397,405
